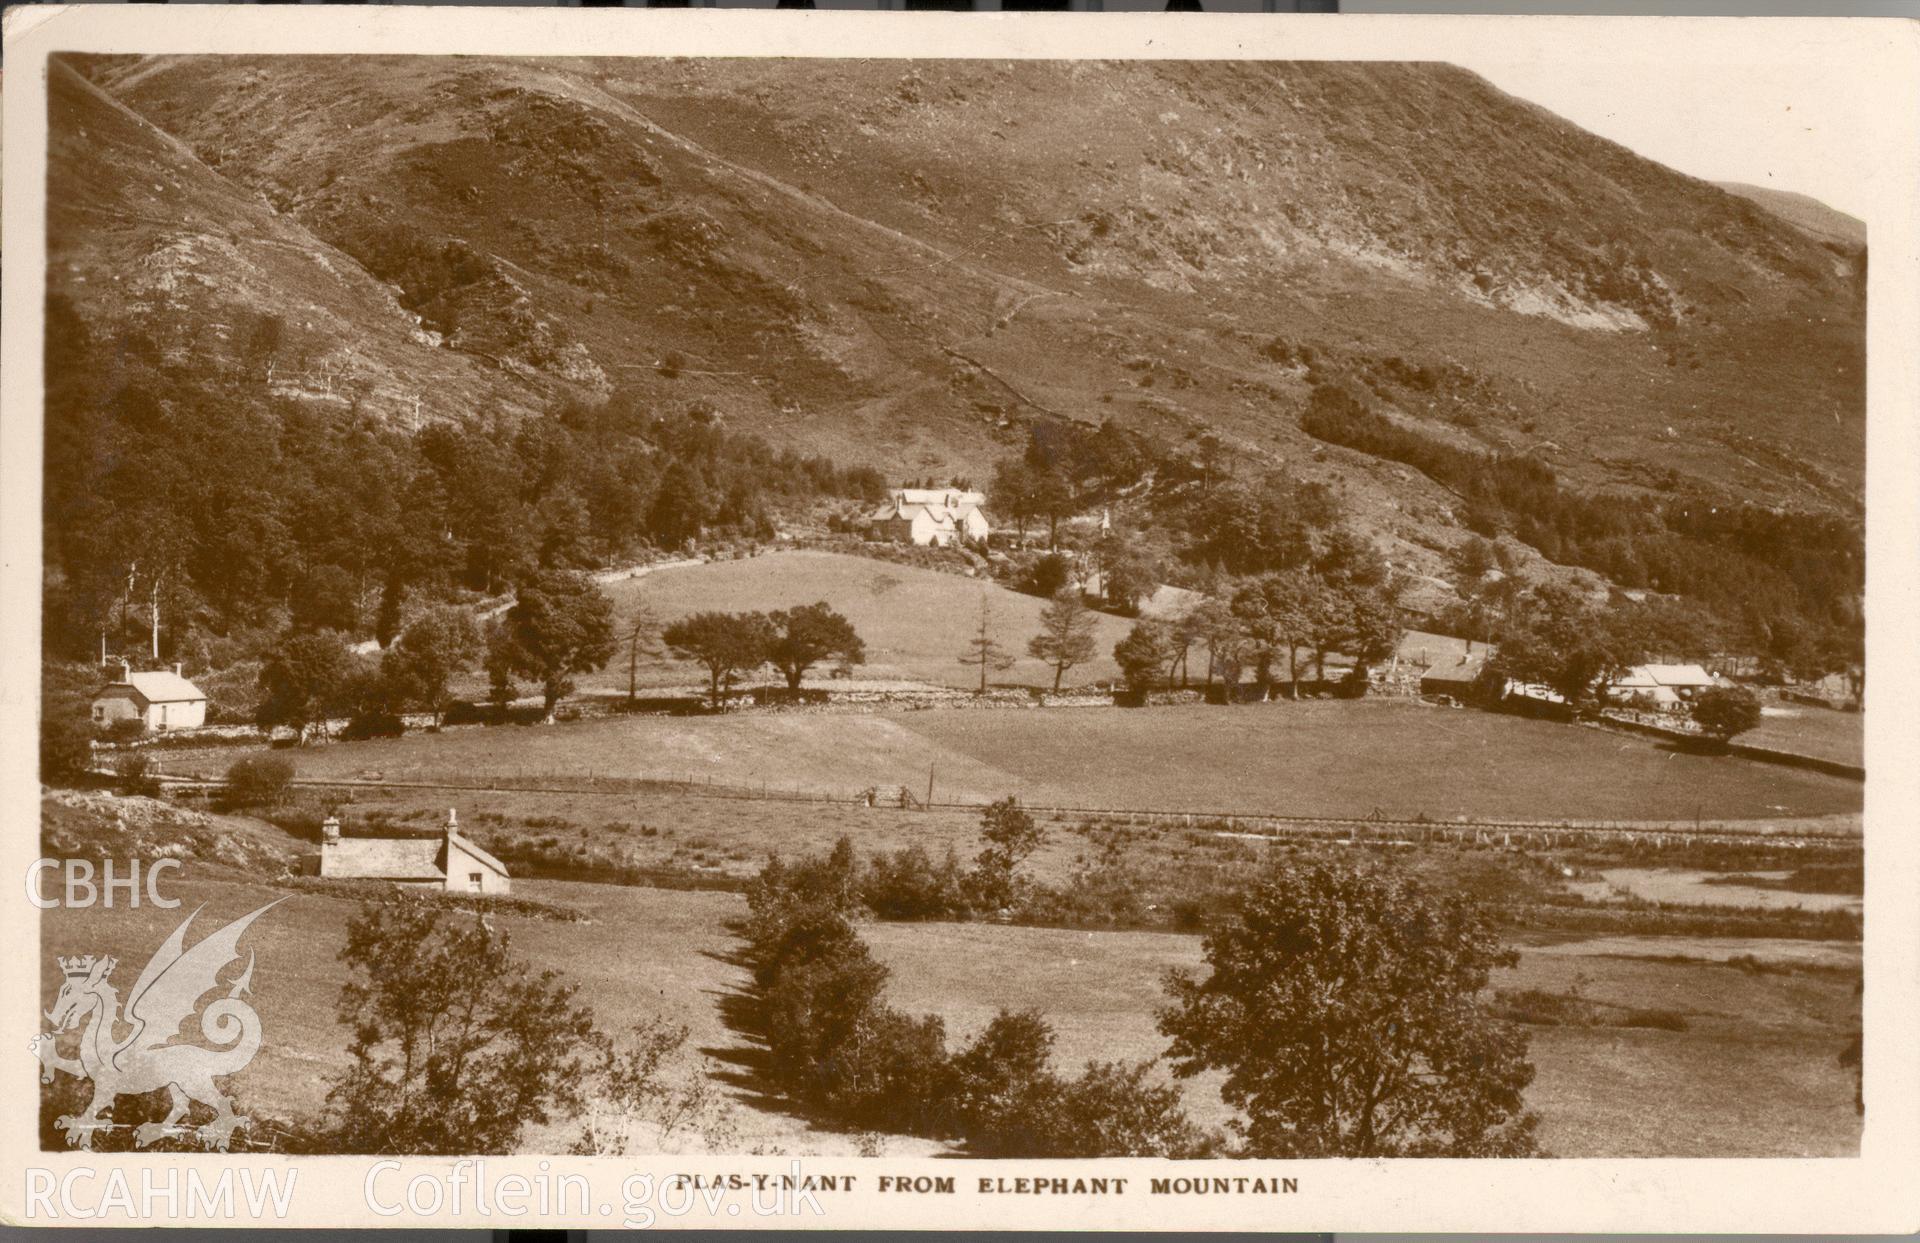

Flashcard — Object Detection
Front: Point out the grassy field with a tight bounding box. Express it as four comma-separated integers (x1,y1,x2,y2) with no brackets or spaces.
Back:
40,869,1860,1158
869,920,1862,1158
594,550,1137,692
1744,703,1865,767
183,698,1863,823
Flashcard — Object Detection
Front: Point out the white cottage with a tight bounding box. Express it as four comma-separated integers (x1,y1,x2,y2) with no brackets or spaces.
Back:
91,662,207,732
317,809,512,894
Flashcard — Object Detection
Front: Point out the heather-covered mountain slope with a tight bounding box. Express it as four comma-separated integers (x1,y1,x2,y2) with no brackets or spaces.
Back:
52,53,1866,622
63,55,1862,528
1717,181,1867,250
46,60,544,429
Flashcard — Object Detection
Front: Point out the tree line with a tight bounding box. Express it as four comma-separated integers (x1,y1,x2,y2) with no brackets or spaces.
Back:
42,296,885,667
1299,381,1862,679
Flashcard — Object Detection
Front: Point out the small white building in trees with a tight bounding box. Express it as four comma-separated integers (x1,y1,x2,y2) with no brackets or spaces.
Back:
867,488,990,547
1606,663,1720,710
90,662,207,732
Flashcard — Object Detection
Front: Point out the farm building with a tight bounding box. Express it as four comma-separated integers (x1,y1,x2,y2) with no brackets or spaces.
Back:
1419,658,1487,701
1607,663,1721,710
90,662,207,732
317,809,511,894
867,488,990,546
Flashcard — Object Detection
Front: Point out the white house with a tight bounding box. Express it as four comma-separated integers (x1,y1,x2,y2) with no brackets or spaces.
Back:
1607,663,1720,710
868,488,990,547
317,809,512,895
90,662,207,732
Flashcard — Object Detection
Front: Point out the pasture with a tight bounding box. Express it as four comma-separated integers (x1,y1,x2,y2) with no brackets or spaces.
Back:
1744,702,1864,767
594,550,1136,691
39,869,1861,1158
187,698,1864,823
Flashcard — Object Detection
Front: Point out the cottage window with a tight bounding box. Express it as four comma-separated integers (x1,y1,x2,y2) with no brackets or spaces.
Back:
469,872,484,891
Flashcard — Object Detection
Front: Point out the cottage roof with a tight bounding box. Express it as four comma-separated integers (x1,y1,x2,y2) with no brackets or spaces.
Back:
869,500,956,527
895,488,985,508
449,831,511,879
98,670,206,704
322,835,447,881
1640,663,1716,687
324,829,510,881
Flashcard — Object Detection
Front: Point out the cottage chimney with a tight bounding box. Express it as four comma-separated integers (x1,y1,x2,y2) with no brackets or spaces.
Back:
115,660,132,683
445,808,459,838
321,815,341,844
172,662,183,677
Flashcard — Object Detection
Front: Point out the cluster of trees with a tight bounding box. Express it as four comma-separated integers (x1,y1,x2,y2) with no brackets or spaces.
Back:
661,603,865,706
742,817,1541,1157
253,569,618,740
989,419,1160,545
1110,567,1403,701
1300,381,1863,677
949,591,1107,695
740,817,1202,1155
43,296,885,665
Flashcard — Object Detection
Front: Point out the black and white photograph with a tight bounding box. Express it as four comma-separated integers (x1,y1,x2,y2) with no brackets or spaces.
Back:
3,7,1916,1233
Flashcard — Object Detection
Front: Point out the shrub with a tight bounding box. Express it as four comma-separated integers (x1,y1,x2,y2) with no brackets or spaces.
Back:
862,845,970,920
323,899,601,1154
41,712,98,785
1018,553,1074,599
107,718,147,744
340,710,406,741
995,1059,1203,1158
1692,686,1763,741
1618,1008,1690,1032
225,754,296,809
950,1010,1201,1157
112,751,161,797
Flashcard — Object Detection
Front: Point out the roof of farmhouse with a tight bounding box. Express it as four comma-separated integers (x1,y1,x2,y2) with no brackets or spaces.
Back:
870,499,960,524
1615,663,1717,688
893,488,985,506
98,670,206,703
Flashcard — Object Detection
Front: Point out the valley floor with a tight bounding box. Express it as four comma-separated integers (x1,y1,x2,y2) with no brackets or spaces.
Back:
164,698,1862,825
39,868,1862,1159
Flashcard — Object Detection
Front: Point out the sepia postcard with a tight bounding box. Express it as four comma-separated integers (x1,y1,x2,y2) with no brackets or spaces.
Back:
2,4,1917,1232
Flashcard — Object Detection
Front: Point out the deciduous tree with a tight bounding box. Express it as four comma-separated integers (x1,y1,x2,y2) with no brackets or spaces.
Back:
383,605,482,727
496,570,618,721
663,610,776,707
1160,863,1539,1157
1691,685,1762,741
768,602,865,689
257,629,354,743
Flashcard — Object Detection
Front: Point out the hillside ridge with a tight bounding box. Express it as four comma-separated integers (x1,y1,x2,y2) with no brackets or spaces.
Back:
53,54,1865,581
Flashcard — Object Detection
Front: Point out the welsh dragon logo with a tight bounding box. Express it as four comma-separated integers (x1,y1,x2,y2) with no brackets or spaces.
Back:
33,900,283,1151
